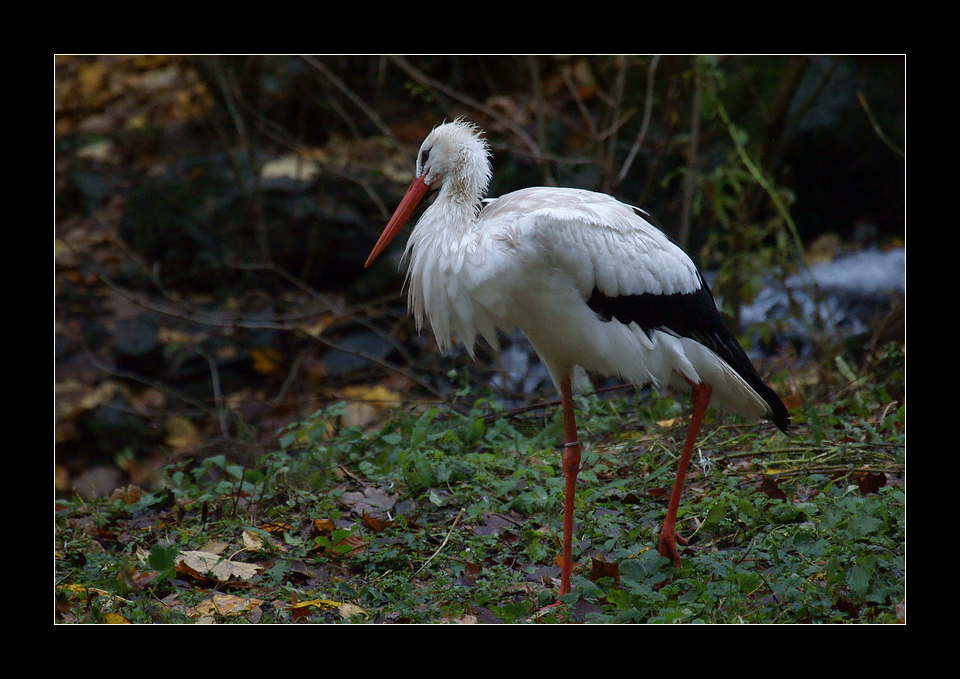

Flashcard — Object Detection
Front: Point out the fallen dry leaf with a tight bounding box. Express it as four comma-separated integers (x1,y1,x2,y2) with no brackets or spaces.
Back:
192,593,264,618
342,486,397,515
340,384,404,428
856,471,887,495
103,612,132,624
176,550,261,581
361,512,394,532
313,518,336,534
440,614,478,624
198,540,229,555
241,530,264,551
330,534,368,557
108,484,145,504
338,602,368,620
589,555,620,585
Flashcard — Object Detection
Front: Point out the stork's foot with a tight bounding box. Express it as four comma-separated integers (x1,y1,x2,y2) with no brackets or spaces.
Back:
658,524,688,567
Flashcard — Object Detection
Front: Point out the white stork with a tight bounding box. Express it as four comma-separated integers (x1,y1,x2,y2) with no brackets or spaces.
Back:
365,119,790,595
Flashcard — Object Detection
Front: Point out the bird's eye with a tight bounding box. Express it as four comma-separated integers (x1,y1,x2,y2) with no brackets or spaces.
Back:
419,148,430,168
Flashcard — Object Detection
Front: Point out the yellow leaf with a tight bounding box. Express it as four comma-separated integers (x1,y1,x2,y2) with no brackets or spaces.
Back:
78,380,122,410
165,416,201,450
290,599,341,611
103,612,132,624
249,347,283,375
342,384,403,406
298,316,333,338
341,384,404,427
57,583,129,603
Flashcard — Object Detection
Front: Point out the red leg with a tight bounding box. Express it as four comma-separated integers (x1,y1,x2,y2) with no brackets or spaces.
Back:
658,380,712,566
558,374,581,595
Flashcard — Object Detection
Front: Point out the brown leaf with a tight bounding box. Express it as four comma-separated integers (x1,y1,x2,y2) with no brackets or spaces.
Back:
856,471,887,495
108,484,145,504
457,561,481,587
589,555,620,585
647,487,669,501
362,512,394,532
333,534,368,557
759,476,787,500
312,518,336,534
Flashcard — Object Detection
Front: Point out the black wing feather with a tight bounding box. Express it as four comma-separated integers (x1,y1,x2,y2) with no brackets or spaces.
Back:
586,272,790,432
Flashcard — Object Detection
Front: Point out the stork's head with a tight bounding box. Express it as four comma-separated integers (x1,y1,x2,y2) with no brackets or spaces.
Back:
415,118,492,197
365,119,491,268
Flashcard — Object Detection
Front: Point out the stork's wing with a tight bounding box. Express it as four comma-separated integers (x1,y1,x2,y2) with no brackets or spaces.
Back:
479,187,701,299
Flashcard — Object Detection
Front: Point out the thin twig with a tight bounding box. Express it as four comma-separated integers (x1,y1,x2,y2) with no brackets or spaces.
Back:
618,55,661,183
678,56,702,250
413,508,465,579
856,91,905,159
211,61,270,261
189,345,229,437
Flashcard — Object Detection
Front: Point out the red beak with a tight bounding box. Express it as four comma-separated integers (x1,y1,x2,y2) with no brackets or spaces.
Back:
364,174,431,268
